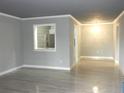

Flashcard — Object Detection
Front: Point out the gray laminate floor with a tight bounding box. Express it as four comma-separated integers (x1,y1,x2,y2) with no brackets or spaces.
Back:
0,59,122,93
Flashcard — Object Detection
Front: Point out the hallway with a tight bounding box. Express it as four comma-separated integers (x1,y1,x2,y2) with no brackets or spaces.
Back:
0,59,121,93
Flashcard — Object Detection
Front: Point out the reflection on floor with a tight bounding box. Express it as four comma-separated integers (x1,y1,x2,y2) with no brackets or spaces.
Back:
0,59,121,93
72,59,120,93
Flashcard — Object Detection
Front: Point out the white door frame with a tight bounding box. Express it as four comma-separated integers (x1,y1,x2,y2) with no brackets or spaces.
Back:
74,25,79,63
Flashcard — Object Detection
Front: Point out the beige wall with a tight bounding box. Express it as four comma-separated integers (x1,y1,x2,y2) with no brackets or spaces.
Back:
80,24,114,58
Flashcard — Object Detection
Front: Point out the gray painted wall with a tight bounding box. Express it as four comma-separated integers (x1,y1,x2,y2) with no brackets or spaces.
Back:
69,18,80,67
0,13,121,73
0,15,22,73
116,14,124,74
22,17,70,68
80,24,114,57
69,18,75,67
113,23,119,62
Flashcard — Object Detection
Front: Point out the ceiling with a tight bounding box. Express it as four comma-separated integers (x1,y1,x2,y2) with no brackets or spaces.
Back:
0,0,123,23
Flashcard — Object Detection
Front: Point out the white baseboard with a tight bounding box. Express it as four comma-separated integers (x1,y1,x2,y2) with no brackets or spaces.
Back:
0,66,23,76
22,65,70,71
0,65,70,77
80,56,114,60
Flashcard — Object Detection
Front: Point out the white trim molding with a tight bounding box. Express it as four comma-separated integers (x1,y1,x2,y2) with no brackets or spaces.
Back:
81,22,113,25
0,10,124,25
69,15,82,25
80,56,114,60
22,15,71,20
113,11,124,23
0,12,21,20
0,66,23,76
0,65,70,76
23,65,70,71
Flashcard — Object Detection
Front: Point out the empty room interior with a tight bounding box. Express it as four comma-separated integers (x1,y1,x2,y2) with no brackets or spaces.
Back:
0,0,124,93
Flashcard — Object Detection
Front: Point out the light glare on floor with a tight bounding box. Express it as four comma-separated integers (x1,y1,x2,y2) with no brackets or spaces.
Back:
93,86,99,93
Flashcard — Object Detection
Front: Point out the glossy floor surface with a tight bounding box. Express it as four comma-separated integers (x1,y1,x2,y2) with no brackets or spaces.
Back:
0,59,121,93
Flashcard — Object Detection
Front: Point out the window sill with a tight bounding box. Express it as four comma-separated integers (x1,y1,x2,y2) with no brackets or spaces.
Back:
33,49,56,52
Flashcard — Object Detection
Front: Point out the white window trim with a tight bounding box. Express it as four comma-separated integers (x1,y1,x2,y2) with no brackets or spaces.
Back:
33,23,56,52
